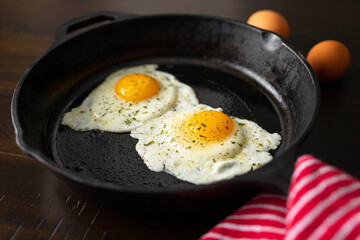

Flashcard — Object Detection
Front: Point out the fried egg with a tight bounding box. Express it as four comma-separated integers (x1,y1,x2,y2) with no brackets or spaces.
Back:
61,65,199,132
130,105,282,184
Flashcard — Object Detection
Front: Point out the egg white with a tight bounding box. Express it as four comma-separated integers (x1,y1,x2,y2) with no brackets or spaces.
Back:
61,64,199,132
130,105,282,184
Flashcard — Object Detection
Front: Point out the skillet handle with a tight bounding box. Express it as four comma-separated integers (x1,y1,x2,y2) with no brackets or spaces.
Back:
52,12,135,48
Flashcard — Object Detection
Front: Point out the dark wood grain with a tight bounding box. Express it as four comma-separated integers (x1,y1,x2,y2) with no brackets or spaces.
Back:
1,0,359,239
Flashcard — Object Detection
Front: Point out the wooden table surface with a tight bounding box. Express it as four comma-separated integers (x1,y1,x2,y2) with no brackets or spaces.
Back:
1,0,359,239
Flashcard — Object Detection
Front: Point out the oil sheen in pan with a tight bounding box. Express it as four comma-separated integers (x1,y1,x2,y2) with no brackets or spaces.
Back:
51,63,281,190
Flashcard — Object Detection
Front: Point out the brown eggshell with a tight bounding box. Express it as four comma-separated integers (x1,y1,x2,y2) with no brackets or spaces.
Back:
307,40,351,82
247,10,290,39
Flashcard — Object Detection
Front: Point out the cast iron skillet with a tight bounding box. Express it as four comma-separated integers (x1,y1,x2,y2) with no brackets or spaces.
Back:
12,12,320,210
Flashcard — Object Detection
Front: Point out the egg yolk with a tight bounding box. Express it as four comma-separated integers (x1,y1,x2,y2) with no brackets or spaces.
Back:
184,110,234,144
114,73,161,102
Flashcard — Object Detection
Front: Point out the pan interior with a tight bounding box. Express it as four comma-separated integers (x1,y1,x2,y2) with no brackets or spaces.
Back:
50,59,283,190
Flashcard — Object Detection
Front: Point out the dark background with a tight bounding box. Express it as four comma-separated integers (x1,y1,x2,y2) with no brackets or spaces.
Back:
1,0,359,239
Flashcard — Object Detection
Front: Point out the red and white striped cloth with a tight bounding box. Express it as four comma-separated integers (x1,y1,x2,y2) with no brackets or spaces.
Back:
200,155,360,240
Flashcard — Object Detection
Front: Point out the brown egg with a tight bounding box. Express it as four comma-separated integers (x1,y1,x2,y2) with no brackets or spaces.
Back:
247,10,290,39
307,40,351,82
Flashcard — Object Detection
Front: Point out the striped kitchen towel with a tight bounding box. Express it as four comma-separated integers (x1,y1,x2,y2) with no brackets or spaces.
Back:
199,155,360,240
